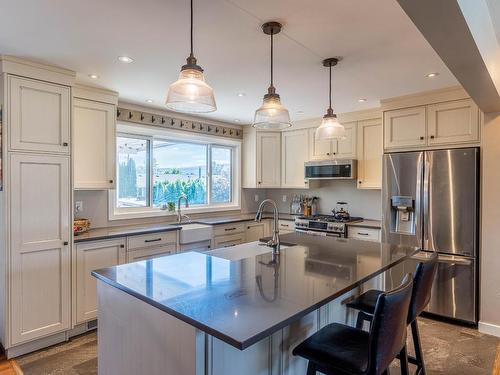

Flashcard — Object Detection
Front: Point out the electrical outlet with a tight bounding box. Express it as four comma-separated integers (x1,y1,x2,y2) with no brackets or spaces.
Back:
75,201,83,213
282,195,287,203
254,194,259,202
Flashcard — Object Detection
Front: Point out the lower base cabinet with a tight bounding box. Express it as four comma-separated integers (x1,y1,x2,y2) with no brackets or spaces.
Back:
127,244,176,262
75,239,126,324
245,222,265,242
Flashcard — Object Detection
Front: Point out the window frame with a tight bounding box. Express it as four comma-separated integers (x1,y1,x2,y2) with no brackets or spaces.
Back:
109,123,241,220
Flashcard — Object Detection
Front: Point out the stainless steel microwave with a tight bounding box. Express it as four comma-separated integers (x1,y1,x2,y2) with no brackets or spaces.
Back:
304,159,357,180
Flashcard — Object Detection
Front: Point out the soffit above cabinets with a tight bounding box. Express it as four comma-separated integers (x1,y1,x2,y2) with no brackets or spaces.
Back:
0,0,457,124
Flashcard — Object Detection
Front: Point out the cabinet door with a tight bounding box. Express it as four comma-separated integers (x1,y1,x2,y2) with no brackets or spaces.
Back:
213,234,245,248
281,129,309,188
427,99,479,145
9,76,70,154
336,122,357,158
256,132,281,188
9,153,71,344
245,223,265,242
308,128,336,160
357,118,383,189
74,98,116,189
384,106,426,150
76,239,126,324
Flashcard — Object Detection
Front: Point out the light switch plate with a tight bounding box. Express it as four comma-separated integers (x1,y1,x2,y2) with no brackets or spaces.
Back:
254,194,259,202
75,201,83,213
282,195,287,202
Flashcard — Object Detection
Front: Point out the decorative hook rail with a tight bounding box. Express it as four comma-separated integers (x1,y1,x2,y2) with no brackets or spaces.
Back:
116,107,242,139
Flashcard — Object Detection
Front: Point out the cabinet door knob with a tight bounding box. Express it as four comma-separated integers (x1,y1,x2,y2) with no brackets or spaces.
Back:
62,142,69,146
63,241,69,246
326,152,330,156
109,179,114,184
430,135,435,139
120,244,125,248
420,136,424,140
358,181,362,184
333,152,336,155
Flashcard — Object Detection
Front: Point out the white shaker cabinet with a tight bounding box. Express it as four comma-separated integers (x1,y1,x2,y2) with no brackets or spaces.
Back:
308,122,356,160
73,98,116,189
336,122,357,159
383,106,427,150
9,153,71,345
357,118,383,189
281,129,309,188
427,99,479,146
75,239,126,324
8,76,70,154
242,129,281,188
245,222,265,242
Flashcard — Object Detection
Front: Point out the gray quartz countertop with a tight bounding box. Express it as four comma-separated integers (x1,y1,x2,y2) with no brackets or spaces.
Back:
346,219,382,229
92,232,418,350
74,213,299,243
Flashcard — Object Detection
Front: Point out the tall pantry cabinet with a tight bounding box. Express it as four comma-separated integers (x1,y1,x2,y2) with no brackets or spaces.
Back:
0,56,75,356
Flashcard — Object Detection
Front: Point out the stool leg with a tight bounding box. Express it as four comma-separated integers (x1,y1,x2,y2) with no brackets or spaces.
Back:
399,345,409,375
411,320,426,375
306,362,316,375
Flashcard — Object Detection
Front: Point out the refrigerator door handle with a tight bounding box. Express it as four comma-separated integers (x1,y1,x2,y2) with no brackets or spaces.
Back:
437,254,473,266
422,152,430,250
415,152,424,246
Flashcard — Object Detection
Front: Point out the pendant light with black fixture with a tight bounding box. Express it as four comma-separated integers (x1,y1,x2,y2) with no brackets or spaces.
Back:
315,58,345,140
166,0,216,113
253,22,291,130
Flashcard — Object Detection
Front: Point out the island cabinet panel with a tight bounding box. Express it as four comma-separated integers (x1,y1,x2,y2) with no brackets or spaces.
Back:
8,76,70,154
75,239,126,324
281,129,309,188
73,98,116,189
9,153,71,345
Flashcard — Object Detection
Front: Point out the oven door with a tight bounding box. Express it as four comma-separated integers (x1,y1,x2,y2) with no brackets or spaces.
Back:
295,228,342,238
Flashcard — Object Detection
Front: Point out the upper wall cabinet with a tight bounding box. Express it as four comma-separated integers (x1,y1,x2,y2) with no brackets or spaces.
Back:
308,122,356,160
73,98,116,189
242,129,281,188
357,118,382,189
8,76,70,154
282,129,309,188
383,98,480,151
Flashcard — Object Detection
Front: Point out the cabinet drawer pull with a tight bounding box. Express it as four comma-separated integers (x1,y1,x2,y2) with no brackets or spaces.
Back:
63,241,69,246
223,244,236,248
357,232,369,236
225,227,237,231
144,238,162,243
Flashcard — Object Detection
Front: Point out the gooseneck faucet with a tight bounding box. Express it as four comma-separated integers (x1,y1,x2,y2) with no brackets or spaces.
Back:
255,199,280,254
177,194,189,223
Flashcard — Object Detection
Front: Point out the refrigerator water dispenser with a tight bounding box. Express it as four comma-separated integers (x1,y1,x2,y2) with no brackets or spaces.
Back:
390,196,415,235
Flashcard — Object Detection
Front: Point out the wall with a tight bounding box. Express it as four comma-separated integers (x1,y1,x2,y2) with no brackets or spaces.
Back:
74,188,263,229
479,112,500,336
262,180,382,219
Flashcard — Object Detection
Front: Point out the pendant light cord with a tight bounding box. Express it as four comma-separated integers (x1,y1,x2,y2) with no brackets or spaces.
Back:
329,63,332,110
270,31,274,87
190,0,194,57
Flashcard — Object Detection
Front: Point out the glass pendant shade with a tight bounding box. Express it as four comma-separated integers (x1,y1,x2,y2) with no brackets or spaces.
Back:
315,111,346,140
253,90,291,130
166,67,216,113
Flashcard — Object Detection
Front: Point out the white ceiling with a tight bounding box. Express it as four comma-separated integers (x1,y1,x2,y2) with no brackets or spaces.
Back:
0,0,458,124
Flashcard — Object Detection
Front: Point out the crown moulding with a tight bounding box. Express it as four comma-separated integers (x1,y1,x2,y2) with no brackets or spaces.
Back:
116,107,243,139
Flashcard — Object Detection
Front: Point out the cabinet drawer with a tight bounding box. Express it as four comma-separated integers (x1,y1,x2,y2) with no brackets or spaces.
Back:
348,227,381,242
213,223,245,237
127,231,177,250
278,220,295,232
127,244,176,262
214,234,245,248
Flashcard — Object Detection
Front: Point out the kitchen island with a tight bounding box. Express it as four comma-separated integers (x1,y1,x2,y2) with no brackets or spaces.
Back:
92,233,418,375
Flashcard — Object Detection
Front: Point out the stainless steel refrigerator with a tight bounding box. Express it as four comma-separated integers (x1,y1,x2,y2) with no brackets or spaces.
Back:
382,148,479,324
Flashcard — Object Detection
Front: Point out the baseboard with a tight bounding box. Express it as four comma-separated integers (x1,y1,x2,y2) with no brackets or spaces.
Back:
6,332,67,359
479,321,500,337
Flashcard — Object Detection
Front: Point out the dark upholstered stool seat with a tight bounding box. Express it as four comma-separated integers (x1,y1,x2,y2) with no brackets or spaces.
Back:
293,323,369,374
346,290,383,315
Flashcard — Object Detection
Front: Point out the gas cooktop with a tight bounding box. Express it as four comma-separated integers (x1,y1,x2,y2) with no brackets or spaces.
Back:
296,215,363,224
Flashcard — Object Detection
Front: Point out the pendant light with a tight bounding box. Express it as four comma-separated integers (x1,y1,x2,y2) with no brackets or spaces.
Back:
315,58,345,140
253,22,291,129
166,0,216,113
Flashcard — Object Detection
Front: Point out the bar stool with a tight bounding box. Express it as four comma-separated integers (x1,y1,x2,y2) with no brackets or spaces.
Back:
346,252,438,375
293,274,414,375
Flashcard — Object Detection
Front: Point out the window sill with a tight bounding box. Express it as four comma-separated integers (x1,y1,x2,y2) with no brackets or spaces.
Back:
109,204,241,221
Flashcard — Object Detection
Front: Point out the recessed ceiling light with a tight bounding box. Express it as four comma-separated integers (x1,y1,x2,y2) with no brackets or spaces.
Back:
145,99,154,103
88,74,99,79
358,98,367,103
234,119,241,122
296,110,305,115
237,93,246,97
118,56,133,63
426,72,439,78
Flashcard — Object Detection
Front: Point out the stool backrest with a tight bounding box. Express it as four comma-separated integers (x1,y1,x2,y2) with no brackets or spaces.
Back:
408,252,438,323
368,274,413,375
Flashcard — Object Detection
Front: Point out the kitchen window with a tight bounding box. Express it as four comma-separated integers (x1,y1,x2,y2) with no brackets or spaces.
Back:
111,125,240,220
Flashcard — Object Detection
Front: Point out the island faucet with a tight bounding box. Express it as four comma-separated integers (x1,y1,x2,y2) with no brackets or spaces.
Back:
177,194,189,223
255,199,280,254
